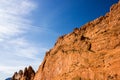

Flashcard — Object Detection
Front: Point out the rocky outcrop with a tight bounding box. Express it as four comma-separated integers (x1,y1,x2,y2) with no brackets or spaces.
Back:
10,1,120,80
12,66,35,80
33,1,120,80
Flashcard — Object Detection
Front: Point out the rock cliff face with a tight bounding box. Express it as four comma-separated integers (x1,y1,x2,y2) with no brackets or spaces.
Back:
33,1,120,80
11,1,120,80
12,66,35,80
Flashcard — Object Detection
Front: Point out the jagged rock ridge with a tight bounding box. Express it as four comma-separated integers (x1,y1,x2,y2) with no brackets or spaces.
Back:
33,1,120,80
12,66,35,80
11,1,120,80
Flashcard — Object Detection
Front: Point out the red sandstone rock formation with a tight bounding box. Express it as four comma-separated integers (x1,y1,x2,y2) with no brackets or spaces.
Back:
12,66,35,80
11,1,120,80
33,1,120,80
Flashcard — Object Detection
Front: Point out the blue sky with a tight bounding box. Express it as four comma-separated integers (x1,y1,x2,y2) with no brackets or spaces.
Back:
0,0,118,79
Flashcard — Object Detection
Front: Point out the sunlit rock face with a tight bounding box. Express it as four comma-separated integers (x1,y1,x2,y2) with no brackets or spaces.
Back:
12,66,35,80
34,1,120,80
10,1,120,80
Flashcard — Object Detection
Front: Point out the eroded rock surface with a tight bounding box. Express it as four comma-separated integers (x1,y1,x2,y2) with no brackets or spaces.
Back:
12,66,35,80
34,1,120,80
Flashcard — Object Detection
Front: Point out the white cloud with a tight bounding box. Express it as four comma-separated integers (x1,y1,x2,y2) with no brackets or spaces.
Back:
0,0,46,80
0,0,36,16
0,66,25,74
0,0,35,39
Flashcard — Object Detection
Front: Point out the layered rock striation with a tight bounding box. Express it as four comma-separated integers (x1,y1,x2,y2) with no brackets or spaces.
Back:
34,1,120,80
11,1,120,80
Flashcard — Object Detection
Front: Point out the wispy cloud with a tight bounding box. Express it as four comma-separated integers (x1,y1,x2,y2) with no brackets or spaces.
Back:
0,0,36,39
0,0,47,79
